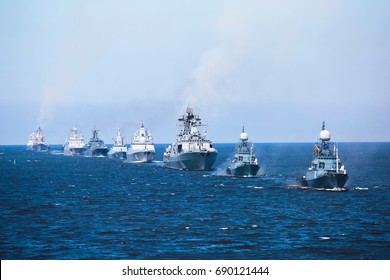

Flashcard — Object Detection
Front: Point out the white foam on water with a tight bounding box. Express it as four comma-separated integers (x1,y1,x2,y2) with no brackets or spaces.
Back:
246,186,263,189
319,236,331,240
326,187,346,192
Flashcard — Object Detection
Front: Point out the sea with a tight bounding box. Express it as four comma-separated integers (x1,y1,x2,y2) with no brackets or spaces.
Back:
1,143,389,260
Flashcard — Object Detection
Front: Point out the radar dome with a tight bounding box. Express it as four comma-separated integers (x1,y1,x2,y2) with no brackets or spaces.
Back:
139,136,146,143
319,130,331,141
240,132,249,141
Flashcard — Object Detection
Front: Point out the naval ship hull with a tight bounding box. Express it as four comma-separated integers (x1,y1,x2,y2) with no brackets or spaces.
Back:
127,151,155,162
64,147,86,156
300,173,349,189
86,148,108,157
227,164,260,177
164,151,217,171
27,144,49,152
108,151,127,159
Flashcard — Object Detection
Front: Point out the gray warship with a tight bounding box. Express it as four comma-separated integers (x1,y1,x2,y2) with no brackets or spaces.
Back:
26,127,49,151
163,106,217,170
127,121,155,162
85,127,108,157
63,127,87,156
226,127,259,177
299,122,348,189
108,128,127,159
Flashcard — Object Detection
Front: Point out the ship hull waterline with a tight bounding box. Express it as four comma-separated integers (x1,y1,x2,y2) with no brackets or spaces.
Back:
108,151,127,160
164,151,217,171
128,151,155,163
86,148,109,157
227,164,260,177
27,144,49,152
300,173,349,189
64,148,87,156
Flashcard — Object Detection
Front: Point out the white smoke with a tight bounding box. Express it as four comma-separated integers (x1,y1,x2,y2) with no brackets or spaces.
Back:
181,4,252,113
37,86,66,126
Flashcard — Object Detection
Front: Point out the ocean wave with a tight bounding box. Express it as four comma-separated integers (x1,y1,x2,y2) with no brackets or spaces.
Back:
353,187,369,191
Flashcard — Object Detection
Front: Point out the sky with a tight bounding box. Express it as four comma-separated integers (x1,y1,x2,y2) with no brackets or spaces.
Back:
0,0,389,144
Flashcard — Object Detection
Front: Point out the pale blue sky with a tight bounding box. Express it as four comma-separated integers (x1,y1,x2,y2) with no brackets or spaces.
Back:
0,0,389,144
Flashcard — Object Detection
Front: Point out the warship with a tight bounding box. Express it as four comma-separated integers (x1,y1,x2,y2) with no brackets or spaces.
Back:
26,127,49,151
63,127,87,156
85,127,109,157
226,127,259,177
108,128,127,159
299,122,348,189
164,106,217,170
127,121,155,162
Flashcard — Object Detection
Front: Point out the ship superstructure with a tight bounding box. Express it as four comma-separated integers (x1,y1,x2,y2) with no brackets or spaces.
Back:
164,106,217,170
26,127,49,151
127,121,155,162
299,122,348,189
85,127,108,157
108,128,127,159
63,127,87,156
226,127,259,177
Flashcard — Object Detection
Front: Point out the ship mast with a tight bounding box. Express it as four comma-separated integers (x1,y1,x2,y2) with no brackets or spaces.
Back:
335,145,339,173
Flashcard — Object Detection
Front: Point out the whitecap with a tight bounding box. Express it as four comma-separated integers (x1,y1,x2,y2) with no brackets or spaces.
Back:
326,187,346,192
319,236,331,240
354,187,369,191
246,185,263,189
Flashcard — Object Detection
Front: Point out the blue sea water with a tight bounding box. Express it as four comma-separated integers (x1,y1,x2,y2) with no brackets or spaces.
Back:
1,143,389,260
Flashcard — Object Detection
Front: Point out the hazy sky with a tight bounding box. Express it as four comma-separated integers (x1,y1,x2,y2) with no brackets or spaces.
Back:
1,0,389,144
